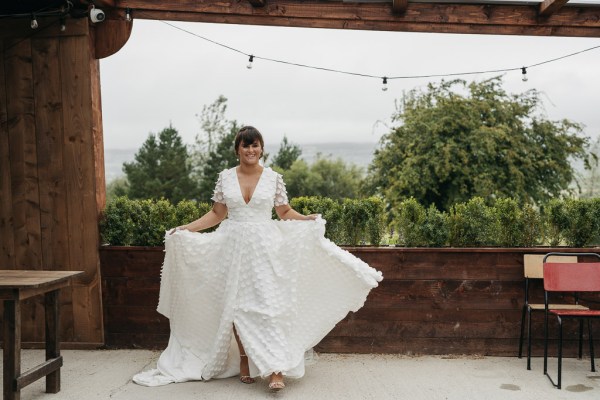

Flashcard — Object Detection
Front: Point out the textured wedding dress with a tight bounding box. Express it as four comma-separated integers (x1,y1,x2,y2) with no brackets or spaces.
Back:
133,167,383,386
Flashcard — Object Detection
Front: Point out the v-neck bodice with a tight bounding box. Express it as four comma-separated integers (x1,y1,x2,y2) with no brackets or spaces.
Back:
211,167,288,222
235,167,264,205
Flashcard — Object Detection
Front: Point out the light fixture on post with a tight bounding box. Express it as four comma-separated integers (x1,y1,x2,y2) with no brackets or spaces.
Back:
247,55,254,69
382,77,388,91
521,67,528,82
30,14,39,29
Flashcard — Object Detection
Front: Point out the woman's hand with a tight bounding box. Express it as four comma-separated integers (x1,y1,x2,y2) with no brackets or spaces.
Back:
169,225,187,235
304,214,319,221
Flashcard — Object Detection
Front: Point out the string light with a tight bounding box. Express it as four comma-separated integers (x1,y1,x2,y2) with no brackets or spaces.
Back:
125,8,132,22
151,17,600,88
30,14,39,29
59,17,66,32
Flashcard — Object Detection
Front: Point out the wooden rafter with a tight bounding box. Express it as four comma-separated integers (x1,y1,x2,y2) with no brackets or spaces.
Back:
392,0,408,14
111,0,600,37
247,0,267,7
539,0,570,17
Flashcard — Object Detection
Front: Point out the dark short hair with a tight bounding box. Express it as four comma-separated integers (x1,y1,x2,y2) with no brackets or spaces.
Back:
234,126,264,154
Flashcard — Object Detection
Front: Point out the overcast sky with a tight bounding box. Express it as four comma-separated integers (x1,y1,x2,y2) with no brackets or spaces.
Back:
99,19,600,150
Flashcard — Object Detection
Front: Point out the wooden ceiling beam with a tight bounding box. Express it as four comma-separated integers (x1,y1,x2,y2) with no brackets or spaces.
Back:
247,0,267,7
112,0,600,37
392,0,408,14
539,0,570,18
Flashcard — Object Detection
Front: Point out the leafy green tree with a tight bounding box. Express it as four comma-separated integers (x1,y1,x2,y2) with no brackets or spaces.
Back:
366,77,591,211
271,136,302,170
191,96,241,202
579,136,600,198
105,176,129,203
278,156,363,200
123,125,196,203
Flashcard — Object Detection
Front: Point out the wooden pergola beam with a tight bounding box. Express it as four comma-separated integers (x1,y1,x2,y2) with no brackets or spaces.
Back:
113,0,600,37
247,0,267,7
392,0,408,14
539,0,570,17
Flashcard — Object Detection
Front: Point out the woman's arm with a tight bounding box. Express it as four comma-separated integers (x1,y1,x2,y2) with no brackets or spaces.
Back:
275,204,318,221
172,202,228,233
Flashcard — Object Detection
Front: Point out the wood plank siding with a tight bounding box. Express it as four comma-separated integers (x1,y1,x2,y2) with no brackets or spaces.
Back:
100,247,600,356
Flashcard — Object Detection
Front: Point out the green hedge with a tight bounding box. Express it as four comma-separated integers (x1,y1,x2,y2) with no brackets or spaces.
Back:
100,196,600,247
100,196,385,246
100,197,212,246
393,197,600,247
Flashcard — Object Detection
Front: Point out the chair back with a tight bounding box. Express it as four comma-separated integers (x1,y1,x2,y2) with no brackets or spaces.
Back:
543,262,600,292
524,254,576,278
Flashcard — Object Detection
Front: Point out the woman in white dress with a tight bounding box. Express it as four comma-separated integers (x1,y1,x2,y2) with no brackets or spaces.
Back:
133,126,383,391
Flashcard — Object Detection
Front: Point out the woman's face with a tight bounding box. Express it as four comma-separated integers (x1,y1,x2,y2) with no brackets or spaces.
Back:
237,140,262,165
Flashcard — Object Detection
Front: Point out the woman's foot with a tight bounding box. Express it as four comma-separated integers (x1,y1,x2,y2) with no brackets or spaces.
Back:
239,354,255,384
268,373,285,391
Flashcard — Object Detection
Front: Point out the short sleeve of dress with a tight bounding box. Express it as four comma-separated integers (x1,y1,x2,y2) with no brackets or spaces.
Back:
274,173,289,206
211,172,226,204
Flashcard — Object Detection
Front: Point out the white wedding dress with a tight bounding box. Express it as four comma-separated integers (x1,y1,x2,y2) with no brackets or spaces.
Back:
133,167,383,386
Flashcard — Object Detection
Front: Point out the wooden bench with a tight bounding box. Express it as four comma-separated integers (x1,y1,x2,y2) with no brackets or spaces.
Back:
1,270,83,400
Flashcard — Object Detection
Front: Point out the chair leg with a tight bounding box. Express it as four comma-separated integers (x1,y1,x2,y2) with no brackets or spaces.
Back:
527,307,533,370
544,310,549,374
557,317,563,389
519,304,527,359
578,319,584,359
589,320,596,373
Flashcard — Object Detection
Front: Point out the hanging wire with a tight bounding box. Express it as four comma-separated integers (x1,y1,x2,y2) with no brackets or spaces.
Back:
152,17,600,83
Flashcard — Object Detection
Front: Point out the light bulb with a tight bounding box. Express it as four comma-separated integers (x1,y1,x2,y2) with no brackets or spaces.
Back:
521,67,528,82
125,8,132,22
31,16,39,29
60,18,66,32
247,55,254,69
381,77,388,92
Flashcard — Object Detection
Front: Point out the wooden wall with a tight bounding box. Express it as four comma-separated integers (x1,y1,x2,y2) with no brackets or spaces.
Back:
0,18,105,347
100,246,600,356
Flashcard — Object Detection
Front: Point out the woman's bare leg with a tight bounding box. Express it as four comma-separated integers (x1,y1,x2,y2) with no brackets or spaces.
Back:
233,325,255,384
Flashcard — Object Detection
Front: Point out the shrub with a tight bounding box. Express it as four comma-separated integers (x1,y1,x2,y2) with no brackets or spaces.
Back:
422,204,449,247
561,198,596,247
364,197,386,246
395,198,426,247
448,197,496,247
100,196,135,246
544,199,568,246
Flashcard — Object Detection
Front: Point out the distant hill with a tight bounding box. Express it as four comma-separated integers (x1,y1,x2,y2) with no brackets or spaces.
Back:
104,142,379,182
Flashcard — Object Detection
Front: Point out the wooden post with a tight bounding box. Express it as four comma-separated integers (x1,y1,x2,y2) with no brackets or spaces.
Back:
3,299,21,400
45,290,61,393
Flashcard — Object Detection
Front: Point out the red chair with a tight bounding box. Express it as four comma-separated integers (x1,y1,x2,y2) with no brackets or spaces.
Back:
542,252,600,389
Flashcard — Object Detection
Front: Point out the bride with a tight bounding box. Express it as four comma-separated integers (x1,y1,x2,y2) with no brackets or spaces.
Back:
133,126,383,392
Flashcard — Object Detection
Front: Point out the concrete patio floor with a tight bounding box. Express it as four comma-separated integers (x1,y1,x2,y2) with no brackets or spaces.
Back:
4,350,600,400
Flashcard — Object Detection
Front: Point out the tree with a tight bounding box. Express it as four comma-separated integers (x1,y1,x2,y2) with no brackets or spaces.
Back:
191,96,241,202
278,155,364,200
271,136,302,170
366,77,591,211
123,125,196,203
579,136,600,198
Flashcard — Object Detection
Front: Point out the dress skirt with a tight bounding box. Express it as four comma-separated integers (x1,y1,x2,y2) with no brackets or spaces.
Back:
133,217,382,386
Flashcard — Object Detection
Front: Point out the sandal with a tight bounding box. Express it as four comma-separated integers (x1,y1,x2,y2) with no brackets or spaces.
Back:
239,354,255,384
268,373,285,392
268,381,285,392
